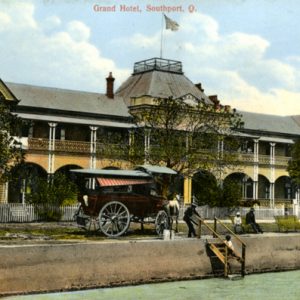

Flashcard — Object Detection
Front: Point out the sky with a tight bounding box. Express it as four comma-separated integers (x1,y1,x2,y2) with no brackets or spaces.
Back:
1,0,300,116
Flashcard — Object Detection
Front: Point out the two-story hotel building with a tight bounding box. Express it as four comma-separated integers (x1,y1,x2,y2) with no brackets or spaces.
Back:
0,58,299,207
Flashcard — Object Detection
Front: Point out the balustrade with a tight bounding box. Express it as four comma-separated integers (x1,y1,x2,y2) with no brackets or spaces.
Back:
28,138,90,153
238,153,290,166
28,138,49,150
258,154,270,165
275,156,291,166
26,138,292,166
55,140,90,153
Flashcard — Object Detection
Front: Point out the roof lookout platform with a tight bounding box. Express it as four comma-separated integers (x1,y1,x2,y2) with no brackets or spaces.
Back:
133,58,183,75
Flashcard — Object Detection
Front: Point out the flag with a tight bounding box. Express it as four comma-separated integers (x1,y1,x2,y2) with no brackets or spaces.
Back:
164,14,179,31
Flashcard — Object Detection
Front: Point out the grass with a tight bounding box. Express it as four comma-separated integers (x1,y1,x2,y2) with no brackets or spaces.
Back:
0,222,168,241
0,221,293,243
0,226,90,240
274,215,300,232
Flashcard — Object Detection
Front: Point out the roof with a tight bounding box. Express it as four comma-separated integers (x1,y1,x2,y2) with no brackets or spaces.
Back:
116,70,213,106
16,112,135,128
5,82,130,118
239,110,300,136
292,115,300,128
70,169,152,178
0,79,19,103
71,165,177,177
136,165,177,175
258,136,294,144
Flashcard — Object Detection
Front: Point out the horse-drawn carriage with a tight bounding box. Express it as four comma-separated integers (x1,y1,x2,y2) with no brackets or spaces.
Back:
71,166,178,238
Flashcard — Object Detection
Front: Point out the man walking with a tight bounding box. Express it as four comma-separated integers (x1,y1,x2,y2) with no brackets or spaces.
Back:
183,203,201,237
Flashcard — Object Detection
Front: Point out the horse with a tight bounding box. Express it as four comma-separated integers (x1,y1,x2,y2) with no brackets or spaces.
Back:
164,198,180,233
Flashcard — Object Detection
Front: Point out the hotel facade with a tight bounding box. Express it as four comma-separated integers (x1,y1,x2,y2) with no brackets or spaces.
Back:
0,58,299,207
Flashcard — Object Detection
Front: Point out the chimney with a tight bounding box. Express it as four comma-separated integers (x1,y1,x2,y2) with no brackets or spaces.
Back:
224,105,231,112
195,83,204,92
208,95,220,108
106,72,115,99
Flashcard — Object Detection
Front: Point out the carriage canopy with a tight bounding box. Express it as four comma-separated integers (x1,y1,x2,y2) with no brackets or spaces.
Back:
71,166,177,187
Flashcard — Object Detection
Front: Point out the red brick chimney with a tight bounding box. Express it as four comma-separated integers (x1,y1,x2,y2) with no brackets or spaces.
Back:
106,72,115,99
209,95,221,109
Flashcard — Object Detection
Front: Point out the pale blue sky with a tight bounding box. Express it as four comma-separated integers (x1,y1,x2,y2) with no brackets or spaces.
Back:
1,0,300,115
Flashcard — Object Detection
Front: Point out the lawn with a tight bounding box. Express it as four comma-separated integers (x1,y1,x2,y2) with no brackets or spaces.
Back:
0,220,291,244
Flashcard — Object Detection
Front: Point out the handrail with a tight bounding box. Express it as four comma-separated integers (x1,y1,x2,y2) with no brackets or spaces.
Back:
214,217,246,276
195,215,224,243
214,217,246,247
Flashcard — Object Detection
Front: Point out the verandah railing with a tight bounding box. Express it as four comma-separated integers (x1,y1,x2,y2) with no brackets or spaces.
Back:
27,138,290,166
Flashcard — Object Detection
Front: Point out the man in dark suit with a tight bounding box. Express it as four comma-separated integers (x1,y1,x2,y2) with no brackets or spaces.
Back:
246,208,263,233
183,203,201,237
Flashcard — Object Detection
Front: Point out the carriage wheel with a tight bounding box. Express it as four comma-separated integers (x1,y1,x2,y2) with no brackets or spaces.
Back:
74,205,100,232
84,216,100,232
155,210,170,236
99,201,130,237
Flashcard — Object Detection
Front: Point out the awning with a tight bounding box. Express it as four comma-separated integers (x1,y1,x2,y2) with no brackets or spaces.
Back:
259,136,294,144
97,177,152,187
16,113,135,129
71,169,151,178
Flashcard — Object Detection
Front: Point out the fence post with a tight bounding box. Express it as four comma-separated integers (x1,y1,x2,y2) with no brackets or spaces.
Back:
241,244,246,277
224,246,228,277
197,219,202,238
213,217,217,238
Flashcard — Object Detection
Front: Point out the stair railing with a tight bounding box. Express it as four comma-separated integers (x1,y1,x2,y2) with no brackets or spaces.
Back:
196,215,246,277
214,217,246,276
196,215,224,242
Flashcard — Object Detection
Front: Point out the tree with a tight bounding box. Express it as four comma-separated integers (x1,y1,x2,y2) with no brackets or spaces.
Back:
192,171,220,206
99,97,243,199
221,179,243,207
129,97,243,197
0,101,24,183
287,139,300,187
192,171,242,207
26,173,78,221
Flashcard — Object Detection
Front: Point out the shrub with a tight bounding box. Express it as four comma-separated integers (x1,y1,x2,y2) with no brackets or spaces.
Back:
27,173,78,221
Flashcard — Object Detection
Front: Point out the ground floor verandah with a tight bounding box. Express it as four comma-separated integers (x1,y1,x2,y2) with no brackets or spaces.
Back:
0,155,299,208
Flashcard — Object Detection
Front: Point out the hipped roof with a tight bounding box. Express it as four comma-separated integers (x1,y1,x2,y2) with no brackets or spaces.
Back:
116,70,213,106
6,82,130,118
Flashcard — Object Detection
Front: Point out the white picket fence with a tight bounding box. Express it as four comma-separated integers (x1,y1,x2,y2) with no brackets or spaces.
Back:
0,203,79,223
180,205,287,220
0,203,290,223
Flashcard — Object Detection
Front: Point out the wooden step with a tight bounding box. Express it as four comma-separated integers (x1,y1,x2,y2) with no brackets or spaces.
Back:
227,274,243,280
208,243,226,264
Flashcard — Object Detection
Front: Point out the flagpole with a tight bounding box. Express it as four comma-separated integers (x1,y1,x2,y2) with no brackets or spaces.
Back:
160,13,164,58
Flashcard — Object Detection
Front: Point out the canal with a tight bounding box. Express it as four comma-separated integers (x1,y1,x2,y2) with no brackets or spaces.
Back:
4,270,300,300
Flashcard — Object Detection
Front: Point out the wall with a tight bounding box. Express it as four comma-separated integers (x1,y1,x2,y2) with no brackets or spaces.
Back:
1,234,300,296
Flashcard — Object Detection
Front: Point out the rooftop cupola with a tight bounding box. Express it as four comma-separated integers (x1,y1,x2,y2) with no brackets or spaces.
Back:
133,57,183,75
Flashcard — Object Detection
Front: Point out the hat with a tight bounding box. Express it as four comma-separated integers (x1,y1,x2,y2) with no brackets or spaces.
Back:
236,212,240,215
250,207,255,211
191,202,197,207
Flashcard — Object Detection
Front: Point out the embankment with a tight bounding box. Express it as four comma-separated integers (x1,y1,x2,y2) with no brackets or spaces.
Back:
1,233,300,296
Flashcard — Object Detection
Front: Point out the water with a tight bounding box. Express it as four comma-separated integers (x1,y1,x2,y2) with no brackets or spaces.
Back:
4,270,300,300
